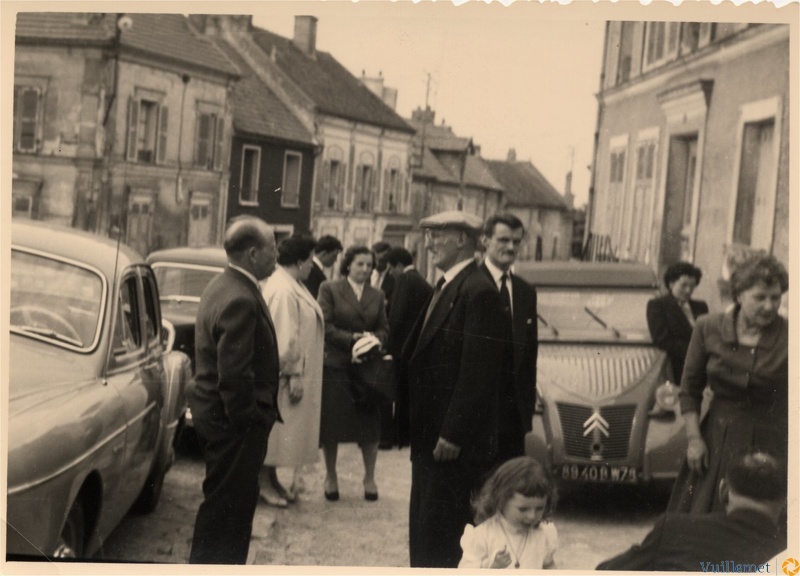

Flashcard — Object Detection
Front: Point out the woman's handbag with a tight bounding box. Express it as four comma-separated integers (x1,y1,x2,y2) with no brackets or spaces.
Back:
348,354,396,406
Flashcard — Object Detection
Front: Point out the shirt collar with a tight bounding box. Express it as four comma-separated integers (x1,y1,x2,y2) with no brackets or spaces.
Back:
403,265,416,273
483,257,510,286
441,258,474,287
228,263,260,289
313,256,324,270
347,276,366,298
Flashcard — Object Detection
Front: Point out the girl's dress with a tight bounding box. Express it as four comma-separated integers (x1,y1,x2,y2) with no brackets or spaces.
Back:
458,515,557,569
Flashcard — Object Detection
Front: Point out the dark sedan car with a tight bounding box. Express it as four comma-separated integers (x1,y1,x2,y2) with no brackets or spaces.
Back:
516,261,694,486
7,221,191,559
146,247,227,427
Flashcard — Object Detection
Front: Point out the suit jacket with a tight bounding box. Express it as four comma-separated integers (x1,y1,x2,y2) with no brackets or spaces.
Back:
596,509,785,571
387,268,433,359
191,267,280,430
318,278,390,369
479,263,538,433
646,294,709,382
303,261,327,300
399,260,507,464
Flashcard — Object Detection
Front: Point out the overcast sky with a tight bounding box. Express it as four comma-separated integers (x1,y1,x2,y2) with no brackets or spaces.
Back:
251,2,606,208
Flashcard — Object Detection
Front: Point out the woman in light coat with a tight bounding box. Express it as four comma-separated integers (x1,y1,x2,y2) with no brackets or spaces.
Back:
259,235,325,506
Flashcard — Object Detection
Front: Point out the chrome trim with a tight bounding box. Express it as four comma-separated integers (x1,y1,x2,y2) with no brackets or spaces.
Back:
10,246,109,354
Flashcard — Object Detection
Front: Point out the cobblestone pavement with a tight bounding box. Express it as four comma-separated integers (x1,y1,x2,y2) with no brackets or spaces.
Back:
97,441,665,569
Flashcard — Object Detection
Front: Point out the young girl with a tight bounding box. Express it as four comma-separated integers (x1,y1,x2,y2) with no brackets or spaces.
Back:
459,456,558,569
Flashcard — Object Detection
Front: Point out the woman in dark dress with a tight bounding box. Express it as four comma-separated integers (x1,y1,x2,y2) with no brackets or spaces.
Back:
317,246,389,501
668,254,788,514
646,262,709,384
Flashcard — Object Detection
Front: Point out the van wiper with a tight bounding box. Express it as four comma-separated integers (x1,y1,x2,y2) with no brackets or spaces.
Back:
583,307,621,338
537,313,559,337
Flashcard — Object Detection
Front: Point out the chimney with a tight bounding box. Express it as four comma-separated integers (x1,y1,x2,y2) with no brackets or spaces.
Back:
564,171,574,208
507,148,517,162
293,15,317,56
411,106,435,125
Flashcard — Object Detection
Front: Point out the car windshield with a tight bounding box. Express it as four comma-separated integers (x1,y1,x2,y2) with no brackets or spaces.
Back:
153,265,222,302
10,249,105,351
537,287,654,342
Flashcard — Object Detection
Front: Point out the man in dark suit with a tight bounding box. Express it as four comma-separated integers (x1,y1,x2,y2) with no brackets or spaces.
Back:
597,451,787,571
398,210,507,568
189,216,280,565
380,247,433,450
371,241,395,312
304,235,342,299
480,213,538,463
646,262,709,382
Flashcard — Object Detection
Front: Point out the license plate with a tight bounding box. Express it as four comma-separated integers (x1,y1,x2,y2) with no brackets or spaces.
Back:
558,464,639,484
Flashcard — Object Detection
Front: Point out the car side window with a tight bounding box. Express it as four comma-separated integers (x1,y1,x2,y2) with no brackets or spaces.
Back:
142,269,160,343
113,275,142,355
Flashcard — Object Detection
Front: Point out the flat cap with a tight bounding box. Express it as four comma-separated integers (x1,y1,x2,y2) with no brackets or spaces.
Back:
418,210,483,233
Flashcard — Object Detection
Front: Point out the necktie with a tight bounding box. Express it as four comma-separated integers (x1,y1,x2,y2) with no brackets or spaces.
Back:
422,277,446,329
499,273,511,316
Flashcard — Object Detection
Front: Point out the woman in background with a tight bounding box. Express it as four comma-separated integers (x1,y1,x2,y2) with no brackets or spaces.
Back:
646,262,709,384
318,245,389,501
259,235,325,507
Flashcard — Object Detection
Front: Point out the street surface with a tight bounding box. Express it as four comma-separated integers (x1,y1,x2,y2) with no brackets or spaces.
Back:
97,438,667,569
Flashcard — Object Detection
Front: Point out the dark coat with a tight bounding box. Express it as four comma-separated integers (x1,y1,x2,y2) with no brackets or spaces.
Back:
191,267,280,429
376,269,395,309
303,261,327,300
479,263,538,434
646,294,709,382
596,509,785,571
317,278,389,369
399,260,506,465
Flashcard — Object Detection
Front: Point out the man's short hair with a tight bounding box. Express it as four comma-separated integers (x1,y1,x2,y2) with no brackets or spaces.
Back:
372,241,392,254
483,213,525,237
315,235,343,254
385,246,413,268
726,451,786,502
223,216,269,255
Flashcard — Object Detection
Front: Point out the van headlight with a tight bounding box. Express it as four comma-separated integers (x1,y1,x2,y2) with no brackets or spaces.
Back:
650,380,679,415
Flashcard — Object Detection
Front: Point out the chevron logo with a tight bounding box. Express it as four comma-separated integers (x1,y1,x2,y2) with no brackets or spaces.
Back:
583,410,610,437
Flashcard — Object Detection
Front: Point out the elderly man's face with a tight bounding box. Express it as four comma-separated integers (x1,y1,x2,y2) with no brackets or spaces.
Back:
426,229,462,272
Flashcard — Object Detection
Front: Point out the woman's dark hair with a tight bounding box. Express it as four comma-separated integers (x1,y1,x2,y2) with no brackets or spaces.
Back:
663,261,703,289
339,245,375,276
277,234,317,267
471,457,557,525
730,254,788,300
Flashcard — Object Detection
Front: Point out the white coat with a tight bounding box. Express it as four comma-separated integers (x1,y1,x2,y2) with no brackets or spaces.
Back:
261,265,325,466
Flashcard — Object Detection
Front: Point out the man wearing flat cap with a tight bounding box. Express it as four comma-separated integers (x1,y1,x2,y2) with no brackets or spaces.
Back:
398,210,508,568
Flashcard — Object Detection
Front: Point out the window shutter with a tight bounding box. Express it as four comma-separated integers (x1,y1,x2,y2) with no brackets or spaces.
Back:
383,169,390,211
44,87,58,142
196,114,209,167
318,160,330,209
369,167,377,211
339,163,347,209
157,106,169,164
127,97,138,161
214,116,225,170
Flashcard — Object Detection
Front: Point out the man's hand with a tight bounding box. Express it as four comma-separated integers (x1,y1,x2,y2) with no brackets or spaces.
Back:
432,437,461,461
287,377,304,404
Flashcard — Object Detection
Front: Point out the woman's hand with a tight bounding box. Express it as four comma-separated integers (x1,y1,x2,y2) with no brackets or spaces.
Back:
489,546,512,569
288,378,304,404
686,436,708,474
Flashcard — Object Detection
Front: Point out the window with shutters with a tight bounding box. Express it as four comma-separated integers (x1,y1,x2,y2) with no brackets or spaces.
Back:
195,106,225,170
126,192,154,257
355,165,374,212
188,193,212,247
607,140,628,256
13,85,42,153
126,97,168,164
328,159,343,209
630,136,658,262
643,22,680,72
383,168,400,213
281,152,302,208
239,145,260,205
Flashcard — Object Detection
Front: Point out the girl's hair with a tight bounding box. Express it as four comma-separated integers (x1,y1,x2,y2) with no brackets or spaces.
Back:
471,457,557,524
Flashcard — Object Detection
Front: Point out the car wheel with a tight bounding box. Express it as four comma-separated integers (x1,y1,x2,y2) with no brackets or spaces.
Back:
54,500,85,559
132,461,167,515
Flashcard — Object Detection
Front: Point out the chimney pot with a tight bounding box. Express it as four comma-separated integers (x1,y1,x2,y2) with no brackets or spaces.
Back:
293,15,318,56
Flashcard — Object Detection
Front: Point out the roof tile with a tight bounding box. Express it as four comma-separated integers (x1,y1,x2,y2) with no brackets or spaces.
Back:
485,160,568,210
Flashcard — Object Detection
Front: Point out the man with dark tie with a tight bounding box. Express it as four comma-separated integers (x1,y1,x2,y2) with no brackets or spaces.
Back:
398,210,507,568
304,235,342,299
189,216,280,564
479,213,538,463
382,246,433,450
